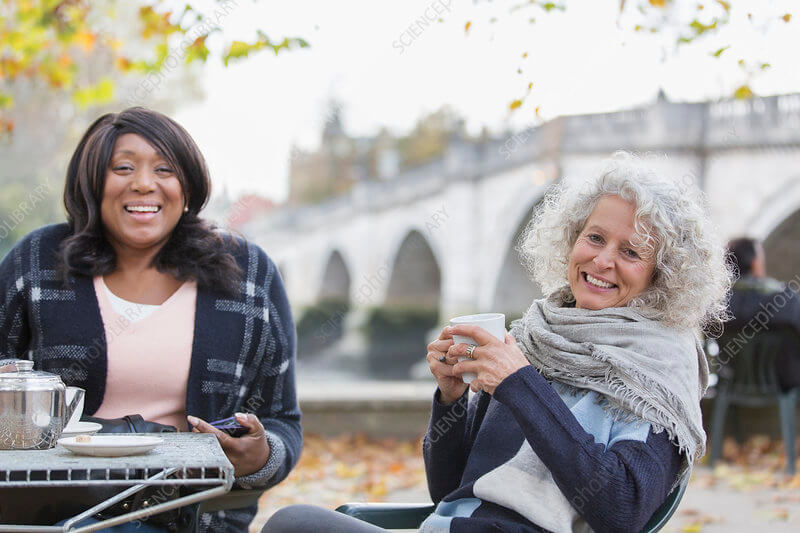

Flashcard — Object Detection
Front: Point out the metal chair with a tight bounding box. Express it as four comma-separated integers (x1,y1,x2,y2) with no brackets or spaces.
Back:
709,327,800,474
336,474,689,533
178,489,266,532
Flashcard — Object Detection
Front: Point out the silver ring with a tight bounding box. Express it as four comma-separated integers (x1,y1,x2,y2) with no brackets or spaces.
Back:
439,355,446,363
466,344,476,358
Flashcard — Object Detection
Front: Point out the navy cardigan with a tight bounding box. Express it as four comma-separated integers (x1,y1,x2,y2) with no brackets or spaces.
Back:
0,223,302,532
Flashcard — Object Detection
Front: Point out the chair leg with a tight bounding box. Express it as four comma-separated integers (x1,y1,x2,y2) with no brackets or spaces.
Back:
709,395,729,467
778,389,798,476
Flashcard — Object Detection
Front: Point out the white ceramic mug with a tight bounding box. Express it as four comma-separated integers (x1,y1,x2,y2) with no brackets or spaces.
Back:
449,313,506,384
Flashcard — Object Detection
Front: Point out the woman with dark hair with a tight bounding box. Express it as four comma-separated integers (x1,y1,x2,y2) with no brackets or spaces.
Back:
0,107,301,532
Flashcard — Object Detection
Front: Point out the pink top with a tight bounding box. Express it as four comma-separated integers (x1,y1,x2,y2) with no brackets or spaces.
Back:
92,275,197,431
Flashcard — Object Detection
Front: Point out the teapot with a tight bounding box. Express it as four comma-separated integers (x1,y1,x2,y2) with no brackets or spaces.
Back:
0,359,83,450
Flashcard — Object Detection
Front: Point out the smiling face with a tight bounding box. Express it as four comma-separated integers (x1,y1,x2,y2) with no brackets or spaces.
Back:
100,133,186,254
568,195,656,310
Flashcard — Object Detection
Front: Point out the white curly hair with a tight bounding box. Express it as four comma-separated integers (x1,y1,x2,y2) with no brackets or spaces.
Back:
519,151,733,333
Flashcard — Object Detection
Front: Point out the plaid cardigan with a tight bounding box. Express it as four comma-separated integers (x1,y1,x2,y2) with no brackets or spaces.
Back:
0,223,302,531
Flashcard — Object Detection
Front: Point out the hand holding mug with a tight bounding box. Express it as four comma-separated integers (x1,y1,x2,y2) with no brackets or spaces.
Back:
426,327,468,405
447,324,529,395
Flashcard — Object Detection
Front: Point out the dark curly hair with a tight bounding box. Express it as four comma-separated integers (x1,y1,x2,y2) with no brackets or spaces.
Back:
59,107,243,294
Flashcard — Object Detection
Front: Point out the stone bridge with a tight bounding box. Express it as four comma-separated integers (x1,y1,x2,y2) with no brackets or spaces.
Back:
243,93,800,377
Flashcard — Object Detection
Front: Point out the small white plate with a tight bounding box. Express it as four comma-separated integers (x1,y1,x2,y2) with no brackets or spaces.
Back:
58,435,164,457
61,421,103,438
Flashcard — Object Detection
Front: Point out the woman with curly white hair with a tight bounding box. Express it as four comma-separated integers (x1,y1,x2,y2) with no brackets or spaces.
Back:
417,152,732,533
263,152,731,533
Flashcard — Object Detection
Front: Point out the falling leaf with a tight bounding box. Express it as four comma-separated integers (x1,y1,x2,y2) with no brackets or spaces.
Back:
619,0,626,13
697,4,704,10
737,58,745,67
489,17,497,24
542,2,565,12
522,52,528,58
712,46,729,57
716,0,730,12
782,14,792,23
649,0,666,7
681,523,703,533
509,99,523,110
528,82,533,90
760,63,771,70
733,85,753,100
464,21,472,33
517,67,522,74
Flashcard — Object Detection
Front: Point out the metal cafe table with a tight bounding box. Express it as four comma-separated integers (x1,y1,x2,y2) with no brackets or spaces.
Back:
0,433,233,532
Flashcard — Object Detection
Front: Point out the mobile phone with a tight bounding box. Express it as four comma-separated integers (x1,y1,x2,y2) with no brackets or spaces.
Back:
218,424,249,437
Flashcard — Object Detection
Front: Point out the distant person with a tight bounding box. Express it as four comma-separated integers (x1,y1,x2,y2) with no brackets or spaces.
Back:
724,237,800,391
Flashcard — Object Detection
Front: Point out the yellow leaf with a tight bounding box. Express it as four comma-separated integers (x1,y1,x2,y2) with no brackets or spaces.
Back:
114,56,132,72
712,46,729,57
73,31,96,52
58,53,72,68
464,21,472,33
509,99,523,110
649,0,666,7
522,52,528,58
783,14,792,23
733,85,753,99
72,77,115,109
681,523,703,533
716,0,730,12
528,82,533,90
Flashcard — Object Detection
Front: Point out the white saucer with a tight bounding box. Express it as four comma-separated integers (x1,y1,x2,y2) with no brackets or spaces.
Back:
58,435,164,457
61,421,103,438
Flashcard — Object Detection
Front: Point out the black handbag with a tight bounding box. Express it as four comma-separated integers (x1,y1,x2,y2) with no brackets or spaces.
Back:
82,414,178,434
83,415,195,532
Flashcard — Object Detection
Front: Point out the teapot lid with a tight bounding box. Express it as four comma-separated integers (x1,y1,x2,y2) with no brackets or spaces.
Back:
0,359,63,386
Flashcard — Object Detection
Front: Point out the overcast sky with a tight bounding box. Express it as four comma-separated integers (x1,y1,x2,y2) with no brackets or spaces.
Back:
169,0,800,202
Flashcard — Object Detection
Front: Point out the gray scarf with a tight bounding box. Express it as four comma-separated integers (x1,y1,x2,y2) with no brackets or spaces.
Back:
510,293,708,478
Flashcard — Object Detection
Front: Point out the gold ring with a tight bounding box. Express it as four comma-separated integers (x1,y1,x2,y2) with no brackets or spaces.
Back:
466,344,476,358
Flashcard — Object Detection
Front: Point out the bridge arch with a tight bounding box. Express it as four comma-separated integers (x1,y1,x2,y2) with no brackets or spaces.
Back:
385,229,442,310
364,230,442,378
747,175,800,241
296,249,352,359
764,206,800,283
317,249,351,303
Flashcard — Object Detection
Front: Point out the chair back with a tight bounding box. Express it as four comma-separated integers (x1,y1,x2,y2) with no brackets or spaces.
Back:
640,474,689,533
716,327,799,402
